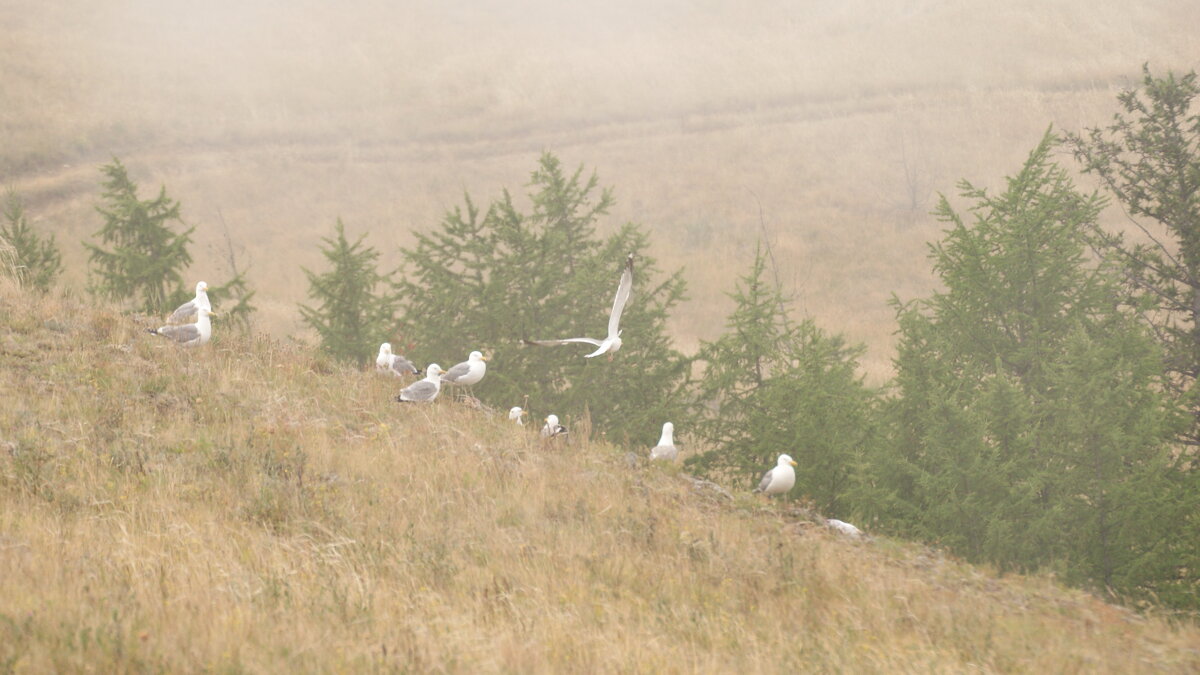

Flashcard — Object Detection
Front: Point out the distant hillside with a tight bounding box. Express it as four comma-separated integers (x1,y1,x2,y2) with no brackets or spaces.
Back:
1,278,1198,671
3,0,1199,382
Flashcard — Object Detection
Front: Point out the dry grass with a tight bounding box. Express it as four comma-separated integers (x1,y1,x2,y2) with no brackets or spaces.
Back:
3,0,1200,385
3,276,1200,672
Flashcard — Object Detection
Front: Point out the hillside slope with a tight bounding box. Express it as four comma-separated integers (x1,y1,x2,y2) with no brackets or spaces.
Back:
2,279,1199,672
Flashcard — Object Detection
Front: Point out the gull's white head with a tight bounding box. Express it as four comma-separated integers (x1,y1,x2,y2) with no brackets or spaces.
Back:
197,281,209,294
660,422,674,443
509,406,525,421
545,414,559,426
379,342,393,355
426,364,443,378
469,350,486,362
778,454,797,467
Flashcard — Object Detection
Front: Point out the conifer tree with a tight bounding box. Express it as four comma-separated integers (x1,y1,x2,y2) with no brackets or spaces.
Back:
1065,65,1200,448
85,158,194,314
878,130,1197,607
685,244,875,513
299,219,397,366
396,153,689,442
1,188,63,292
205,224,257,333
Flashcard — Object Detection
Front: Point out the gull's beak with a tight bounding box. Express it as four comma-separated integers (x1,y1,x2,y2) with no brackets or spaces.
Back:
482,355,489,361
208,311,219,317
790,460,798,467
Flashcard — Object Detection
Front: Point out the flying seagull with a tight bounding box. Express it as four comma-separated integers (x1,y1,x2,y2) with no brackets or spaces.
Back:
441,350,487,386
524,253,634,358
541,414,568,438
508,407,526,425
167,281,211,324
376,342,420,377
754,454,797,497
650,422,678,461
148,307,216,347
395,364,444,403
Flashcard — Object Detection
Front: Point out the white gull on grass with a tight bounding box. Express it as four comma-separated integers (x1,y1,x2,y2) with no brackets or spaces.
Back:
826,519,863,538
441,351,487,386
650,422,677,461
524,253,634,358
508,407,526,425
167,281,211,324
395,364,444,403
541,414,568,438
148,307,215,347
754,454,797,497
376,342,420,376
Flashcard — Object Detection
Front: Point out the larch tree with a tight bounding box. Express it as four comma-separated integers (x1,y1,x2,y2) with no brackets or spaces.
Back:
876,130,1197,607
299,219,398,367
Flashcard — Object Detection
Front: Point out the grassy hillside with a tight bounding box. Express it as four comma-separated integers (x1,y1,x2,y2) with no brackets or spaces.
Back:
4,0,1199,382
3,279,1200,671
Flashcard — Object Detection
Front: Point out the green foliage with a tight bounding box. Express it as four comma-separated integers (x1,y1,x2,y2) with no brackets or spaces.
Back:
684,244,876,513
206,228,257,334
876,130,1198,608
85,158,195,314
396,153,690,443
299,219,397,366
1065,65,1200,445
1,188,62,292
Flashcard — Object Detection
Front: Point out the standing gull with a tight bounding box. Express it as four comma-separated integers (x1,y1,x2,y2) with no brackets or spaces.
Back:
541,414,568,438
149,307,216,347
376,342,420,377
650,422,678,461
441,351,487,386
524,253,634,358
167,281,211,324
508,407,526,426
754,454,798,497
395,364,444,403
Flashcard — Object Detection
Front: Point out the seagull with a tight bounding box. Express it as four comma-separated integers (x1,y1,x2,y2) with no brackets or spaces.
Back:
541,414,568,438
395,364,444,403
508,407,526,425
524,253,634,358
376,342,420,377
754,454,797,496
649,422,678,461
441,350,487,386
167,281,211,324
826,519,863,538
148,307,216,347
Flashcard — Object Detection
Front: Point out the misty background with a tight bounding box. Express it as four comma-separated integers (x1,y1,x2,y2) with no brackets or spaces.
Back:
5,0,1198,377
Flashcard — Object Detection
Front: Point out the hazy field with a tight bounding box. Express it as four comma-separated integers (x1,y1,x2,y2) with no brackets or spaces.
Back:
4,0,1199,378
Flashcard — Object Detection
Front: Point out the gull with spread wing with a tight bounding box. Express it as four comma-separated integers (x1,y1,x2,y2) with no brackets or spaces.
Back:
524,253,634,358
